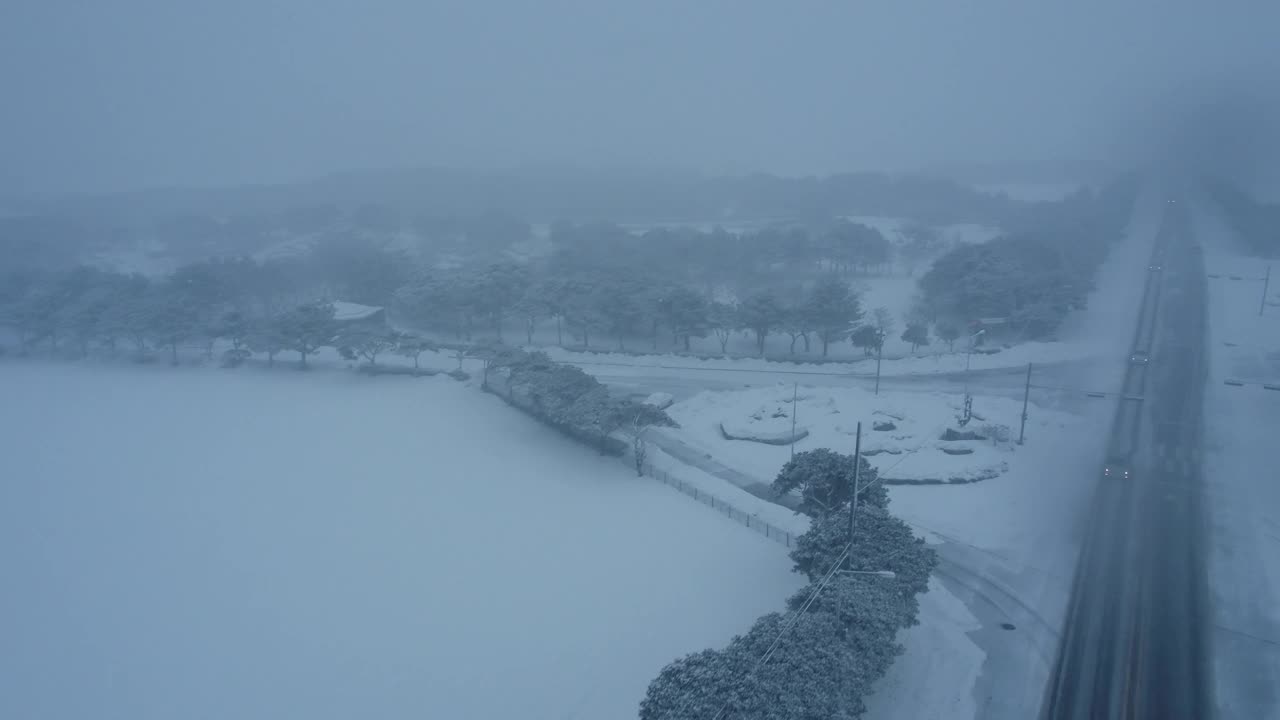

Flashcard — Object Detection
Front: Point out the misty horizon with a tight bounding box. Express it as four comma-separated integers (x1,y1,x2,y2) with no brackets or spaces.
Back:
4,1,1279,196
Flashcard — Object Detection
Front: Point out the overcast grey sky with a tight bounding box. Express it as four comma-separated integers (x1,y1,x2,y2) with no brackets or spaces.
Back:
2,0,1277,194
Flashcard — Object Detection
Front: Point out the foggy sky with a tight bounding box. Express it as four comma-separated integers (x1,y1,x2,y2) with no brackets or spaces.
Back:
3,0,1278,195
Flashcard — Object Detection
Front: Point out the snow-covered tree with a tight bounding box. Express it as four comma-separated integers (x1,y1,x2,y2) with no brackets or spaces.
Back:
276,302,337,368
804,276,862,356
395,333,435,369
772,448,885,519
789,504,937,601
901,321,930,353
336,326,401,365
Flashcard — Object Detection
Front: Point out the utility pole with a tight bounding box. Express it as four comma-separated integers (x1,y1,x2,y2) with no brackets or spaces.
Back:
874,332,884,396
1019,362,1032,445
846,421,862,570
1261,265,1272,317
789,382,798,461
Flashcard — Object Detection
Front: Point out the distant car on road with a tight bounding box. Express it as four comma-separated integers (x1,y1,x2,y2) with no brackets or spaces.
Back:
1129,350,1150,365
1148,262,1163,271
1104,463,1132,480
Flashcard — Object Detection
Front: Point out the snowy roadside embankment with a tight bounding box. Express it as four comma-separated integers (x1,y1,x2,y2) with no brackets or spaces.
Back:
1194,204,1280,720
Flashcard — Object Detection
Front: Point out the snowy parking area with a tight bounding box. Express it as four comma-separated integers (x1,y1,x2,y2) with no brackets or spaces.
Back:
0,363,802,720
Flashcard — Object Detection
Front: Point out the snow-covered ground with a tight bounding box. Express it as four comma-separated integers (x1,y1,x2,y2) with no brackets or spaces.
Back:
1193,204,1280,719
665,383,1080,486
862,577,984,720
617,186,1166,720
0,362,802,720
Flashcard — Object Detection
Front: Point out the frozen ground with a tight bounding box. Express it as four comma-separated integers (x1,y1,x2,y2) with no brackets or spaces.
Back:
0,362,802,720
1193,204,1280,719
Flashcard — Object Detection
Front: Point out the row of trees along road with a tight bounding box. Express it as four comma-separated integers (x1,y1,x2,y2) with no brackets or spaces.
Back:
915,176,1140,339
640,448,938,719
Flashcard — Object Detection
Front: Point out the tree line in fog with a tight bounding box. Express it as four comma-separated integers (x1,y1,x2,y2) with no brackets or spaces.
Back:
0,179,1136,367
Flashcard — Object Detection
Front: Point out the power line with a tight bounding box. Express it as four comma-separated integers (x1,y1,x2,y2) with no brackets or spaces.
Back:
708,543,854,720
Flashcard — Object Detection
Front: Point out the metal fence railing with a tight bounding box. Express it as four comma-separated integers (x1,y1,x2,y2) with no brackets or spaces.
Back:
634,460,797,549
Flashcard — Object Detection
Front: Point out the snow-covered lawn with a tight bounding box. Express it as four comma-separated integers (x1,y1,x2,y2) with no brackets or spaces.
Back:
664,383,1080,487
0,362,802,720
1195,206,1280,719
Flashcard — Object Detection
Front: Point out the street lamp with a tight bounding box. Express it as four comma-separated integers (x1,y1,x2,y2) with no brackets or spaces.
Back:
964,328,986,375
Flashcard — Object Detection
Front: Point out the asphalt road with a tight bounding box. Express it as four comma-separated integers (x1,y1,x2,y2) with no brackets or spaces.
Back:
1040,200,1214,719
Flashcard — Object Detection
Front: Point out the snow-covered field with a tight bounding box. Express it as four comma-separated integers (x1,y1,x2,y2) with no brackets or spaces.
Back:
0,362,802,720
1194,206,1280,719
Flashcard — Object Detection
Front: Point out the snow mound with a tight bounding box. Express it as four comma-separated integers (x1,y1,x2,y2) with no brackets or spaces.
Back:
643,391,675,409
331,301,384,322
719,422,809,445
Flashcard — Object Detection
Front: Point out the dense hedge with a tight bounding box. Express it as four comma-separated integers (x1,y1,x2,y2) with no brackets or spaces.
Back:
485,347,675,454
640,450,938,719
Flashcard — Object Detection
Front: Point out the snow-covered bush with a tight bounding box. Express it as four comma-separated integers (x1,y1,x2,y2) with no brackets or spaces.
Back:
487,347,675,454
